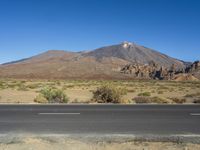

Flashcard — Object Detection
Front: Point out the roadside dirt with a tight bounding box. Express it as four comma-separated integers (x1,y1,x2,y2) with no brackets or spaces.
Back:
0,136,200,150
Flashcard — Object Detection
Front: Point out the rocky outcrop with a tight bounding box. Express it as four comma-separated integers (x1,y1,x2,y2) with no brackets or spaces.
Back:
120,60,200,80
185,61,200,79
120,61,159,79
185,61,200,73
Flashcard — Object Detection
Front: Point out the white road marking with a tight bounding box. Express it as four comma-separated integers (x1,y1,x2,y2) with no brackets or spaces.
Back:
190,113,200,116
38,113,80,115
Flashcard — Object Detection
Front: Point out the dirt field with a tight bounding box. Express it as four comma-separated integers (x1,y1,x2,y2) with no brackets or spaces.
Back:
0,79,200,103
0,136,199,150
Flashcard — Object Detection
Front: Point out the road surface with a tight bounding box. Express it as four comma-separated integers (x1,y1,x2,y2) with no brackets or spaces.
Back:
0,104,199,135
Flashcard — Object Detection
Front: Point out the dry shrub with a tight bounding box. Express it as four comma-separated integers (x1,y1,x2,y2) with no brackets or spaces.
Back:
170,97,186,104
137,92,151,97
193,99,200,103
34,94,48,103
92,84,127,103
133,96,169,104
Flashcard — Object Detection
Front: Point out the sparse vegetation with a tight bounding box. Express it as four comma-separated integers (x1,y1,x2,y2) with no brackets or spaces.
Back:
0,79,199,104
92,84,127,103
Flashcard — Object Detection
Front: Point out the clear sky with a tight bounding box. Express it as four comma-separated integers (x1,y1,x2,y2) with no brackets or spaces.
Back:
0,0,199,64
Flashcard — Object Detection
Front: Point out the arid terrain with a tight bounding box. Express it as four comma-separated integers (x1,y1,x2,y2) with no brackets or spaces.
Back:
0,79,200,104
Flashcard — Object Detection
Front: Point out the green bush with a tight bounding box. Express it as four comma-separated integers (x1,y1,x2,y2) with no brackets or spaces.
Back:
137,92,151,97
92,84,127,103
35,87,69,103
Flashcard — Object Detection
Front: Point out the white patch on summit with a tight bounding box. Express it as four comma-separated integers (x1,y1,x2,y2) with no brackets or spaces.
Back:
122,41,133,48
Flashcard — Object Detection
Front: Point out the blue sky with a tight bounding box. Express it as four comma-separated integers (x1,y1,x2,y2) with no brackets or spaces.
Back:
0,0,199,64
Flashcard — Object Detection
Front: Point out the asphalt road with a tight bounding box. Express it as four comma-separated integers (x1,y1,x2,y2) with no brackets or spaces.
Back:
0,104,200,135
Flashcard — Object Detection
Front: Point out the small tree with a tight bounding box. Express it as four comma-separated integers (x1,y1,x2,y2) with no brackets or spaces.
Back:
92,84,127,103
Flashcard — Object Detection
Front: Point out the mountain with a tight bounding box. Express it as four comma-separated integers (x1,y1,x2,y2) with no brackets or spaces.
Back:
0,42,186,79
84,42,184,67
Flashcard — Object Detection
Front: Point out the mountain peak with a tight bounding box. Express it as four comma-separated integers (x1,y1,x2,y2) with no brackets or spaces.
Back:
121,41,134,48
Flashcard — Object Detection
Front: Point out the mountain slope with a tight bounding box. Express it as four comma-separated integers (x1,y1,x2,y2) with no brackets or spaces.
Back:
84,42,184,68
0,42,186,79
